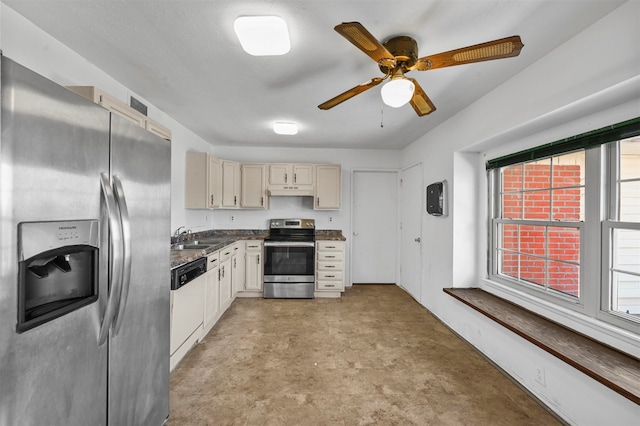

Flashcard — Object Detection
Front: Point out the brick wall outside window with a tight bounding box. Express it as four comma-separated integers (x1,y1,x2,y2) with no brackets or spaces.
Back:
501,164,581,296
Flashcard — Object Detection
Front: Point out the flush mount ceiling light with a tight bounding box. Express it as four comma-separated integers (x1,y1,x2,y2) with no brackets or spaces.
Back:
234,16,291,56
273,122,298,135
380,76,415,108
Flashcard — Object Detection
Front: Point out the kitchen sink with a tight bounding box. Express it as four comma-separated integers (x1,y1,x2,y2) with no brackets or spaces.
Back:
171,243,212,250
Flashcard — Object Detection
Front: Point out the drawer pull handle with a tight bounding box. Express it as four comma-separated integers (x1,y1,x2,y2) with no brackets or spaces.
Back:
325,255,335,258
325,275,335,278
325,284,335,288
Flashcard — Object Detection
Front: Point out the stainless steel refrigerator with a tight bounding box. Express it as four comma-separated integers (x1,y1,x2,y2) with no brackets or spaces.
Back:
0,55,171,425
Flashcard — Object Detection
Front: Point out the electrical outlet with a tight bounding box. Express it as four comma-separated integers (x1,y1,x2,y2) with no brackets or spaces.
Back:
230,215,235,221
534,366,546,387
329,216,333,222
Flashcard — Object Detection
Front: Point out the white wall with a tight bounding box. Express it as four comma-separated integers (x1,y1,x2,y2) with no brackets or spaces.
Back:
400,2,640,424
0,3,400,242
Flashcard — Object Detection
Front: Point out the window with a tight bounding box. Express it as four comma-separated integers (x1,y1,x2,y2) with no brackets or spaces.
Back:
487,118,640,333
603,139,640,325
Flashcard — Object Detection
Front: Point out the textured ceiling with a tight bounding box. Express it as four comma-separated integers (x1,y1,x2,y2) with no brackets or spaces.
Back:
3,0,625,149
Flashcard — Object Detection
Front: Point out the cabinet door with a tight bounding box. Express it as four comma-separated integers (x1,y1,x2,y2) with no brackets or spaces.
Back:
204,266,219,328
315,165,341,210
293,164,314,185
245,242,263,291
207,156,222,208
221,160,240,208
268,164,290,185
232,243,246,295
145,118,172,141
185,152,220,209
241,164,267,209
219,258,232,310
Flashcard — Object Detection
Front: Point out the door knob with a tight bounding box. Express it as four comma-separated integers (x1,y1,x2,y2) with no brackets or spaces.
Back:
414,237,421,243
353,232,359,236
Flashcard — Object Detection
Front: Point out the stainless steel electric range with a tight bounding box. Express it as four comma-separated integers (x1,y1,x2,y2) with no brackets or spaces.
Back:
263,219,315,299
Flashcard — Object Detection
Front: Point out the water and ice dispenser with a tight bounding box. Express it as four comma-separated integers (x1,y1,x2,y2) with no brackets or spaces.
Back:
17,220,99,333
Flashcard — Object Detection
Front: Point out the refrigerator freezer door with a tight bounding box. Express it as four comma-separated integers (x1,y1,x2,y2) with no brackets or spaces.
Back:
107,114,171,425
0,56,110,425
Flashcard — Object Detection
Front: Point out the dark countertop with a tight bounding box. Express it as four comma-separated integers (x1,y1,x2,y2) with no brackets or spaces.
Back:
315,230,346,241
171,230,268,268
171,229,346,268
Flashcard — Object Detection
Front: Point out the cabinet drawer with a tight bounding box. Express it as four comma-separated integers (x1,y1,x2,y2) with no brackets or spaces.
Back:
206,252,219,270
316,241,343,251
246,241,263,251
317,280,343,290
317,251,344,262
219,245,233,262
317,260,343,271
317,270,343,281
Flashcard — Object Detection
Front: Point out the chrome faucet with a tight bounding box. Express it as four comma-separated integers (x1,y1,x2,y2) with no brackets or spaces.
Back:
174,226,191,237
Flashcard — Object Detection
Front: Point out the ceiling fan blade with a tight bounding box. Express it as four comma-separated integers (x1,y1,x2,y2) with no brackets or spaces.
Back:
409,35,524,71
318,77,384,110
407,78,436,116
334,22,396,68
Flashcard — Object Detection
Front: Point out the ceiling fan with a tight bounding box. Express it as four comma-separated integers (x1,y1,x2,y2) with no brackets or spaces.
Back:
318,22,524,116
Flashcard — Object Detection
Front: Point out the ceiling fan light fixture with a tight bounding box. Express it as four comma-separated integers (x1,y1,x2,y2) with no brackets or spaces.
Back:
234,16,291,56
381,77,415,108
273,122,298,135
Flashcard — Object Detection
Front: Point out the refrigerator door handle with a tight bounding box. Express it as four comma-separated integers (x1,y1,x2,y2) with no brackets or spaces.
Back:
98,173,125,346
112,175,132,335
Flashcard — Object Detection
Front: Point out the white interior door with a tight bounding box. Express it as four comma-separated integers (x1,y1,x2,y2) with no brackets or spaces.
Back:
351,170,397,283
400,164,423,301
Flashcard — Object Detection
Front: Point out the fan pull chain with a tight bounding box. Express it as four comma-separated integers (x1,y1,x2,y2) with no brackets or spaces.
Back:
380,102,384,128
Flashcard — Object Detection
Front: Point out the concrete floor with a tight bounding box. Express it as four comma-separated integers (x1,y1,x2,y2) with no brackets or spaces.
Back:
169,285,560,425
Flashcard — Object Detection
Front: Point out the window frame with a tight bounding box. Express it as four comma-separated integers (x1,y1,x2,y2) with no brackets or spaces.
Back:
488,149,595,315
599,141,640,332
487,127,640,335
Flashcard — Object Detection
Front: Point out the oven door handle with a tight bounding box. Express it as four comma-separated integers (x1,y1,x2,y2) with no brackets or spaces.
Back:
264,241,316,247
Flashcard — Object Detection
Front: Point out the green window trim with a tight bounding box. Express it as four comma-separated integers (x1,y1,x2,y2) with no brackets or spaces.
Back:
486,117,640,170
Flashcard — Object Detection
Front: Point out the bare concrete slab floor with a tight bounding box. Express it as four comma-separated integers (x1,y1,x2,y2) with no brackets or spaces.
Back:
169,285,560,425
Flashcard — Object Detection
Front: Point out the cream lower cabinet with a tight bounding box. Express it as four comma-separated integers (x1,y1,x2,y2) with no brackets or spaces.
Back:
219,246,233,311
203,251,220,337
244,240,264,292
231,242,246,297
316,241,345,296
314,165,342,210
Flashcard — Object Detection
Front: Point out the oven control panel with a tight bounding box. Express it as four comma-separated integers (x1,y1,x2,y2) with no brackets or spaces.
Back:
269,218,315,229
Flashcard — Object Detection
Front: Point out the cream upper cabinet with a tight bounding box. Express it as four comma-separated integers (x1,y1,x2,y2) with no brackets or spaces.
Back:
68,86,171,140
292,164,314,185
241,164,268,209
268,164,290,185
221,160,241,208
185,152,221,209
268,163,314,186
314,164,342,210
145,118,172,141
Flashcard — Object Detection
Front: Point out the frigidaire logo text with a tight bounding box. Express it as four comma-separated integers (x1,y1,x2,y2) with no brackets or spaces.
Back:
58,226,77,230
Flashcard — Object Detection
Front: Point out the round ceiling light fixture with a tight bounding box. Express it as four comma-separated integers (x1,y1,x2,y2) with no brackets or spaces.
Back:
380,77,415,108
